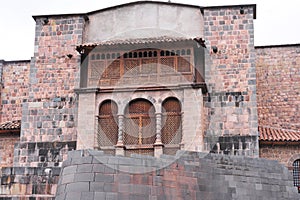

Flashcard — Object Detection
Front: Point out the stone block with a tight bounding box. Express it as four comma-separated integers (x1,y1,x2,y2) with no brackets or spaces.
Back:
66,182,89,192
77,164,93,173
90,182,104,192
94,191,106,199
80,191,95,200
95,173,114,183
63,165,77,175
74,173,94,182
65,192,82,200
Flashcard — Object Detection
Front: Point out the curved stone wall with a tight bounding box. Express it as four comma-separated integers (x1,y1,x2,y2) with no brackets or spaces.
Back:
56,150,299,200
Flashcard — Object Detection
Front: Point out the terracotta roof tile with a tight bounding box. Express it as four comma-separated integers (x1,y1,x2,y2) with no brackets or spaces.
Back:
77,36,205,48
259,126,300,142
0,120,21,130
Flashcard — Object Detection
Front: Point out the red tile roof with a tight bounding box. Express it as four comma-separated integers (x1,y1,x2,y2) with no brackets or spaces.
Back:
0,120,21,131
259,126,300,142
77,36,205,48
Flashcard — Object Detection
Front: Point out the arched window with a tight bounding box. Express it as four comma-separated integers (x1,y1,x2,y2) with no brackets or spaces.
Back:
162,97,182,155
124,99,156,146
293,159,300,193
98,100,118,148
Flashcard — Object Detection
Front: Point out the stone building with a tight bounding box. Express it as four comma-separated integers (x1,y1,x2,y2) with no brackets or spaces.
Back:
0,1,299,198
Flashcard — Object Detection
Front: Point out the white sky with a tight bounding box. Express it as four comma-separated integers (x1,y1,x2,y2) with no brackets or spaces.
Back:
0,0,299,60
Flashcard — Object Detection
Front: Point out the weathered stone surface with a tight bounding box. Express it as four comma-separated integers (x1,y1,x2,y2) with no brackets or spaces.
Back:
55,150,299,200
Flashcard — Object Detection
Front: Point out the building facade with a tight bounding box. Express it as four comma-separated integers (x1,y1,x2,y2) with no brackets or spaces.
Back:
0,1,299,198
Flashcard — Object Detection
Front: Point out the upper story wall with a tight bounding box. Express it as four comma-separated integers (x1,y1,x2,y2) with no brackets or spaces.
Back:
256,44,300,130
84,2,204,42
19,15,86,144
202,5,258,155
0,60,30,123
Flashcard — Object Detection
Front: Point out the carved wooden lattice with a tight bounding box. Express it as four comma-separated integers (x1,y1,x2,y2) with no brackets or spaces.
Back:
98,100,118,147
160,57,175,73
88,49,194,87
124,59,139,76
91,61,105,78
161,98,182,145
177,56,191,73
124,100,156,145
141,58,157,74
106,60,121,79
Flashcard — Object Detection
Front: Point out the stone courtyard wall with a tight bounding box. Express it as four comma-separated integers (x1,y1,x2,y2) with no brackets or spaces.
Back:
56,150,298,200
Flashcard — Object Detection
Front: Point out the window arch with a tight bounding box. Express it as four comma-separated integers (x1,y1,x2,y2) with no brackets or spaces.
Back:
97,100,118,147
161,97,182,153
293,159,300,193
124,99,156,146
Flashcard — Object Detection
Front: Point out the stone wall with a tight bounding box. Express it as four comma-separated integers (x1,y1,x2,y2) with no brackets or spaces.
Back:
203,5,258,155
260,143,300,168
0,60,30,123
20,15,85,143
14,141,76,168
56,150,299,200
256,44,300,130
0,133,20,167
0,166,60,199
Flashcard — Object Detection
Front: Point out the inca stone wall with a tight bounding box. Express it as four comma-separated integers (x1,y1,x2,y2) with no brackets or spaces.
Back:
0,60,30,123
0,166,61,199
203,5,258,155
256,44,300,130
21,15,85,143
56,150,299,200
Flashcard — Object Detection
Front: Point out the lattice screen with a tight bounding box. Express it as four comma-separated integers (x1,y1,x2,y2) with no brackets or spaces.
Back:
141,58,158,74
161,98,182,145
97,100,118,147
124,99,156,145
160,57,175,73
293,159,300,193
124,59,139,76
106,60,121,79
177,57,191,73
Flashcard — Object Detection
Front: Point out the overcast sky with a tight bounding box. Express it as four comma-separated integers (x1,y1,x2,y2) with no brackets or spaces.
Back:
0,0,299,60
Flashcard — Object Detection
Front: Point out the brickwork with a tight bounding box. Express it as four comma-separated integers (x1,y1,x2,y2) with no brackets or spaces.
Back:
203,6,258,155
0,133,19,167
260,144,300,168
0,61,30,123
20,16,85,146
56,150,299,200
256,45,300,130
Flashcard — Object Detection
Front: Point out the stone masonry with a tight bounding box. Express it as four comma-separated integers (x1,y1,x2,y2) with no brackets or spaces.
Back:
56,150,298,200
0,60,30,124
256,44,300,131
0,133,19,167
260,144,300,169
203,5,258,155
0,1,299,199
21,15,85,144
